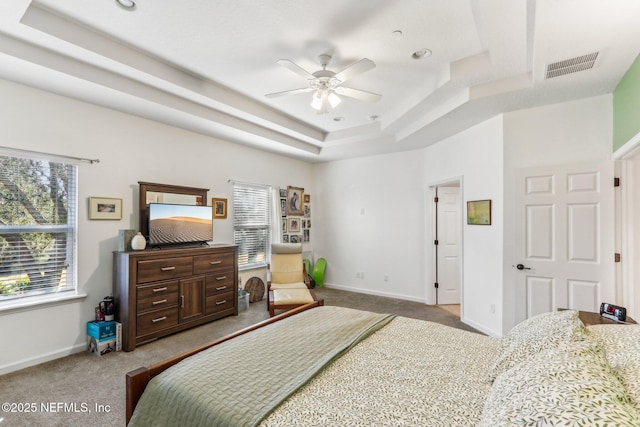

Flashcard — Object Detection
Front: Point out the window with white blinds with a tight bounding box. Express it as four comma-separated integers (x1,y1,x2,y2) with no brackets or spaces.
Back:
233,182,272,269
0,155,77,304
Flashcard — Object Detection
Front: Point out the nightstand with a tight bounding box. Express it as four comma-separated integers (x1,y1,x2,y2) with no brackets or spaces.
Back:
572,310,636,326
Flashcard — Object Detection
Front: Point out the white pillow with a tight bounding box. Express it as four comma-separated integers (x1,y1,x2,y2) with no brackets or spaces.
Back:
488,310,587,382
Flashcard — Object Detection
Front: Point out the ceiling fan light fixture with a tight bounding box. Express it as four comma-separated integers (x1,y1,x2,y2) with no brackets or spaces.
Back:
310,90,325,111
328,91,341,108
310,89,341,114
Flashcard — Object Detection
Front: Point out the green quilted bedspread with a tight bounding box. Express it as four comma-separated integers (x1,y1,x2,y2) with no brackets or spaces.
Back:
129,306,394,427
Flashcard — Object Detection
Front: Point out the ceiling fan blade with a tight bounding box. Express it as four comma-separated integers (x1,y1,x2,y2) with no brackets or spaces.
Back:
334,58,375,82
277,59,315,80
335,86,381,103
265,87,314,98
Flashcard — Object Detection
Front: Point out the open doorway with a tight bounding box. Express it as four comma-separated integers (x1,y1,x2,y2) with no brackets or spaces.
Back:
432,181,462,317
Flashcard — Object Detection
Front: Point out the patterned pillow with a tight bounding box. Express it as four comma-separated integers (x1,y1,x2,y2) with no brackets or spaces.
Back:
588,325,640,409
488,310,587,381
479,338,640,426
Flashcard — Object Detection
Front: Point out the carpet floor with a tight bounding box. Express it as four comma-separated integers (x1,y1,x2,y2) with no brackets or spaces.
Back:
0,287,476,426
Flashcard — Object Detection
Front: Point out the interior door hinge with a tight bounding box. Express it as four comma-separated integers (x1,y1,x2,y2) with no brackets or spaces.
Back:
615,253,621,263
614,177,620,187
434,196,439,203
434,282,439,288
434,239,439,245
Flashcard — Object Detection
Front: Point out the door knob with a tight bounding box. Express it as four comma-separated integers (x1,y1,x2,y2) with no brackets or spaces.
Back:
516,264,531,270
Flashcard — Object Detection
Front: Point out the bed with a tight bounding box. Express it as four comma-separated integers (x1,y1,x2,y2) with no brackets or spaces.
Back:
126,303,640,426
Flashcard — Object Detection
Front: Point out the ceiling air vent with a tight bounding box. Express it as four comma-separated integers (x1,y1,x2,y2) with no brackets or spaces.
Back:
545,52,599,79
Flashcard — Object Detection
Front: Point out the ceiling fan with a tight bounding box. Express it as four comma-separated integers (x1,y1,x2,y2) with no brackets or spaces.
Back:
266,54,382,114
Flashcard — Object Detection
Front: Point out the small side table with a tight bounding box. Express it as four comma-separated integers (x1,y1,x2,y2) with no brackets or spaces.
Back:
574,310,636,326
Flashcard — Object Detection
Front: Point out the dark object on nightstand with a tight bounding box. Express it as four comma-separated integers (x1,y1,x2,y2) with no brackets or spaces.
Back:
599,302,626,322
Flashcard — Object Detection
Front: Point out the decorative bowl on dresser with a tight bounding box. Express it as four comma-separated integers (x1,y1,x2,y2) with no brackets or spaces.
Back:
114,244,238,351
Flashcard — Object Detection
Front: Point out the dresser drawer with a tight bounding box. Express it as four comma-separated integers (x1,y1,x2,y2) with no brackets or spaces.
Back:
137,307,179,337
205,291,234,315
137,281,179,313
194,251,234,274
137,257,193,283
205,271,235,297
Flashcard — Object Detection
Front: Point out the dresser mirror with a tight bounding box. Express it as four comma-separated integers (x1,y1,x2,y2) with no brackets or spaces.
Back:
138,181,209,237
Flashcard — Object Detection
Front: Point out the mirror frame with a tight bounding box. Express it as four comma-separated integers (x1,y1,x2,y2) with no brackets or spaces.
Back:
138,181,209,237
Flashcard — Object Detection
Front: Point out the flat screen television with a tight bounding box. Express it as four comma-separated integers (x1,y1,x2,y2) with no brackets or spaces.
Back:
148,203,213,246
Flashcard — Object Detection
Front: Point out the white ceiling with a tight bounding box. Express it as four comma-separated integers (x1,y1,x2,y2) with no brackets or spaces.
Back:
1,0,639,162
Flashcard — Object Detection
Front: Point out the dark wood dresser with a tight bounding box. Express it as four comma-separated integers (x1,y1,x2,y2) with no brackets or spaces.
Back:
114,244,238,351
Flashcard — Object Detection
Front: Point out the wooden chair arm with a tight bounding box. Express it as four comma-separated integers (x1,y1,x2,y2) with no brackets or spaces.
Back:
266,263,271,291
303,263,310,288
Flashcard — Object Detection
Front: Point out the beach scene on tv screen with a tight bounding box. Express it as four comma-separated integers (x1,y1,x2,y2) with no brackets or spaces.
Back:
149,204,212,245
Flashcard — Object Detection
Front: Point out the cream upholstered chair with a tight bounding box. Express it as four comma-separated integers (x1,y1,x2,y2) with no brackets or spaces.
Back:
267,243,322,316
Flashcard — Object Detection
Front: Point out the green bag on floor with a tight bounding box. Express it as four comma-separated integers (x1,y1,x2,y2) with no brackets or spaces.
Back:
312,258,326,287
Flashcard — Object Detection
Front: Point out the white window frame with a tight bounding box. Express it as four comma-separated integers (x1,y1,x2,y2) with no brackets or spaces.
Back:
0,154,78,309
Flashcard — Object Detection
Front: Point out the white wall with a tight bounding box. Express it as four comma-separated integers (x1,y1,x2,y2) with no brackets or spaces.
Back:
312,116,504,336
314,96,614,338
424,116,505,336
313,151,426,301
502,95,614,333
0,79,314,374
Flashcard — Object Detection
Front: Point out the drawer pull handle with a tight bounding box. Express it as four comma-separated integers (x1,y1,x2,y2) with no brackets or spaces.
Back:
151,316,167,323
216,300,227,305
181,295,185,308
152,299,167,305
216,276,227,281
161,266,176,271
209,261,222,265
152,287,168,292
215,286,227,291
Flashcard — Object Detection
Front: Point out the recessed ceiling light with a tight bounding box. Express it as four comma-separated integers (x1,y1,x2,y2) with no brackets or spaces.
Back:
116,0,136,10
412,48,432,60
333,117,345,122
370,115,379,121
392,30,403,38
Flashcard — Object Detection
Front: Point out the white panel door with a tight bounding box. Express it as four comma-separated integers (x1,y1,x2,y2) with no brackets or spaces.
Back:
514,162,614,321
437,186,461,305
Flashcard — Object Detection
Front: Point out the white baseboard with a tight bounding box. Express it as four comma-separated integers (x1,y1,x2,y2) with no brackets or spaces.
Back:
461,316,502,338
322,283,427,304
0,342,87,376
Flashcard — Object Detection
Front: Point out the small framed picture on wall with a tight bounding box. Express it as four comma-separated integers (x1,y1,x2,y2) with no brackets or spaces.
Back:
467,199,492,225
288,217,301,233
89,197,122,220
212,198,227,219
286,186,304,216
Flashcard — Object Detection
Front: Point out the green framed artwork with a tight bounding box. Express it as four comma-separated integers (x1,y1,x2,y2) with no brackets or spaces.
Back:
467,199,491,225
